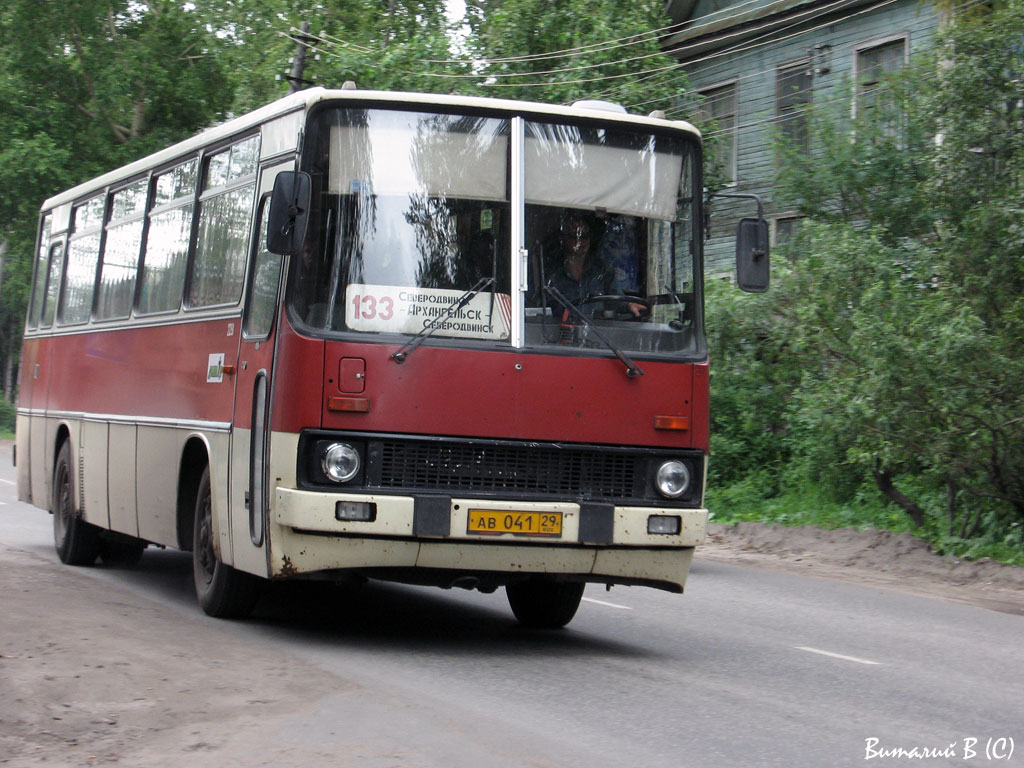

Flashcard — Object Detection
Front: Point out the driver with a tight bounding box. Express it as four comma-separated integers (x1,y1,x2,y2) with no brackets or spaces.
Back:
548,212,646,318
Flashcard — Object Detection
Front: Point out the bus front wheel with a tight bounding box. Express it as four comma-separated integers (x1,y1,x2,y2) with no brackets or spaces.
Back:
192,466,260,618
52,441,101,566
506,578,585,629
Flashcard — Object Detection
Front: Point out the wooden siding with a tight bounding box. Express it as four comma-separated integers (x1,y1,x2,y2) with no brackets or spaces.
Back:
670,0,938,274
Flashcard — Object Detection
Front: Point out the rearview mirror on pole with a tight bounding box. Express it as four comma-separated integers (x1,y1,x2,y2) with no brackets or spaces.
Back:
735,217,770,293
267,171,312,255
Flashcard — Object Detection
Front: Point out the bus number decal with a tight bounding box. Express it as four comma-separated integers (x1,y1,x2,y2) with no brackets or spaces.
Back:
345,284,510,341
351,294,394,321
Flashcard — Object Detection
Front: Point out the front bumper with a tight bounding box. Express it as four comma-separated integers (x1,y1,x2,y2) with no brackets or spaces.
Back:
271,487,706,591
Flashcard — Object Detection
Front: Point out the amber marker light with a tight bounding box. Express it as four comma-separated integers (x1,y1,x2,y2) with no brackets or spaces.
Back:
654,415,689,431
327,396,371,413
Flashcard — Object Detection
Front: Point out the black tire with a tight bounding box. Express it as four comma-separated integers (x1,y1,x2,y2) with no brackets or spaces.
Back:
98,536,147,567
192,466,260,618
52,441,101,566
506,578,585,629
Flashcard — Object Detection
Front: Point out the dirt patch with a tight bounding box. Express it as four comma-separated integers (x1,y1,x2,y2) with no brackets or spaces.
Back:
701,522,1024,615
0,544,354,767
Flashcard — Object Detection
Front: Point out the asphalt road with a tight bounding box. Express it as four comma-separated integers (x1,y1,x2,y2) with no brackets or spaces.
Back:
1,444,1021,767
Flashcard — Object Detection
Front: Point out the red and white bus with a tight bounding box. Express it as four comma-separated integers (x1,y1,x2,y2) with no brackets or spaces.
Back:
16,87,768,627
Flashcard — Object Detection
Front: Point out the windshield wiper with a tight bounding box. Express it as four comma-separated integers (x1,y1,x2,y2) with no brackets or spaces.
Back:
544,284,644,379
391,277,496,364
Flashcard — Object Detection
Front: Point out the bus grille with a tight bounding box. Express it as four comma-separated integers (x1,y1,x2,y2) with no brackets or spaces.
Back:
372,439,640,500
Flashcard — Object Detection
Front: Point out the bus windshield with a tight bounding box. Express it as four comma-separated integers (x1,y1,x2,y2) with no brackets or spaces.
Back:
292,106,702,358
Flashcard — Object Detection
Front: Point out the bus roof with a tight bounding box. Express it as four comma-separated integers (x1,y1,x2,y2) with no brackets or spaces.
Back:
42,87,699,212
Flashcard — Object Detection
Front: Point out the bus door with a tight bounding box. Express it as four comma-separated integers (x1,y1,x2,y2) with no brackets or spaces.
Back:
228,164,288,575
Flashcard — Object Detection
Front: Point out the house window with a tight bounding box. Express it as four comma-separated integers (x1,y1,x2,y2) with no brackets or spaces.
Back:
774,216,802,248
698,82,737,184
776,61,812,154
856,37,907,117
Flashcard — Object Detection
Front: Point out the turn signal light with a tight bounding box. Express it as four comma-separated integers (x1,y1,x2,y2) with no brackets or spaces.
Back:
654,415,689,431
328,396,370,413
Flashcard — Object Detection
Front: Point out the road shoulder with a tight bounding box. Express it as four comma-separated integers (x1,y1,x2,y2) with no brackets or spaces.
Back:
701,521,1024,616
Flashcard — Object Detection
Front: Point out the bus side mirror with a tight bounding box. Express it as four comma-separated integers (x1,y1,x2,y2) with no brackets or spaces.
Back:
267,171,312,255
736,217,770,293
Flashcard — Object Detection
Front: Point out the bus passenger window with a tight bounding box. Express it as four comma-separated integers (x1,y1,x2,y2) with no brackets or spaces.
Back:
139,159,197,315
40,242,64,329
189,136,260,308
97,179,147,320
28,214,53,330
61,195,105,325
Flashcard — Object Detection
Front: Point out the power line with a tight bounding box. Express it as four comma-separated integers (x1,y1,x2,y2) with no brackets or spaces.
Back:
636,0,992,115
302,0,769,69
474,0,903,89
284,0,986,112
295,0,853,84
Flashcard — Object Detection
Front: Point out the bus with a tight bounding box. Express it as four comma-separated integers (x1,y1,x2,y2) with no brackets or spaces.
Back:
15,86,768,628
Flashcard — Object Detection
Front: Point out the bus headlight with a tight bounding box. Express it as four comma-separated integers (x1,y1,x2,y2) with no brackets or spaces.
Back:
321,442,361,483
655,460,691,499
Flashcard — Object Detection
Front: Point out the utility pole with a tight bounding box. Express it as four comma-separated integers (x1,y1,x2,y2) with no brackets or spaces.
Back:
285,21,313,94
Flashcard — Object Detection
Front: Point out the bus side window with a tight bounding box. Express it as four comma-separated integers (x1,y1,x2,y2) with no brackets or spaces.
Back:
27,214,53,330
60,195,105,325
244,197,283,339
39,242,65,329
189,137,260,309
97,179,147,321
139,159,197,315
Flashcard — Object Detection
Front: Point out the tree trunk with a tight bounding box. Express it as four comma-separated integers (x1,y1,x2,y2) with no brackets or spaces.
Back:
3,352,14,403
872,468,926,528
131,98,146,138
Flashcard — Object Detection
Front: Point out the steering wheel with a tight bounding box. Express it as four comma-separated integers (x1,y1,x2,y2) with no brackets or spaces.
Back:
583,294,653,320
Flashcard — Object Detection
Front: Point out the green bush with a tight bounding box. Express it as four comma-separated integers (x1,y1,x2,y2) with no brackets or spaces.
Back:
0,398,15,435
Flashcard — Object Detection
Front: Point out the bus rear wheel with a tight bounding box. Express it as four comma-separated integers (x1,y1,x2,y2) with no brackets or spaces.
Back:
192,466,260,619
506,578,585,629
52,441,101,566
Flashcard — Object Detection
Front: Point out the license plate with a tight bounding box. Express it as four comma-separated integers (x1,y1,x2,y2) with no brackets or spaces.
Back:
467,509,563,538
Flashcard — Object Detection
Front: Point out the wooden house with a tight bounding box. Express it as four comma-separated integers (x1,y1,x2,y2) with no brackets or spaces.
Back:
662,0,941,273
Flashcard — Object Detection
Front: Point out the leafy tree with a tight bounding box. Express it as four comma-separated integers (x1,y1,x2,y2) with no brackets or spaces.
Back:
194,0,468,111
208,0,681,112
0,1,234,400
463,0,683,109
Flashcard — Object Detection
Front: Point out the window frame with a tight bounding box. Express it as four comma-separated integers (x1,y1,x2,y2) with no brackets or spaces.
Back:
26,214,53,331
184,133,261,312
772,214,803,249
241,193,283,341
775,58,813,155
696,79,739,185
95,174,151,323
58,193,107,327
136,155,201,317
852,34,910,119
38,241,65,331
